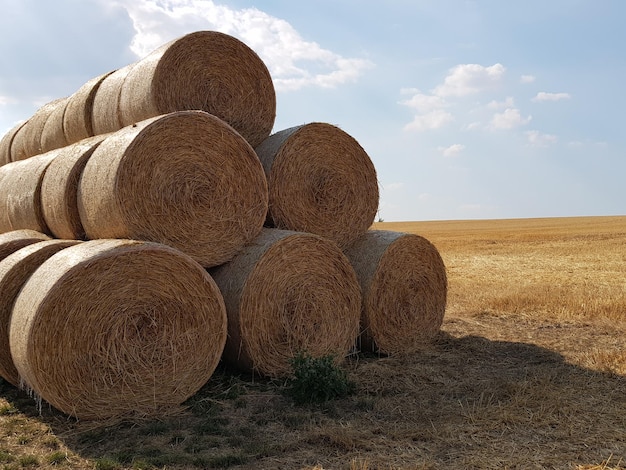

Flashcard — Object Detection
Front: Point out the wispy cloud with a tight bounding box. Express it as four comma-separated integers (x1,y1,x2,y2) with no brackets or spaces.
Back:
401,63,505,132
404,110,454,132
520,74,536,84
532,92,571,102
400,88,453,131
526,130,558,147
487,96,515,110
433,63,505,97
490,108,532,130
106,0,373,92
438,144,465,157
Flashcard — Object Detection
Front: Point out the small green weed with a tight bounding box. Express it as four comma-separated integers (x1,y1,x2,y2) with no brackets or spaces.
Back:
46,451,67,465
17,455,39,467
285,352,355,405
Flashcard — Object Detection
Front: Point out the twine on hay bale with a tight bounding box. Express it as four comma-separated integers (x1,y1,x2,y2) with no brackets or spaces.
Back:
209,228,361,377
0,122,27,167
0,152,58,234
0,239,81,386
40,97,69,154
9,239,228,420
91,66,133,135
255,122,379,248
64,71,115,144
343,230,448,355
10,98,67,161
41,136,107,239
119,30,276,148
78,110,268,267
0,230,51,262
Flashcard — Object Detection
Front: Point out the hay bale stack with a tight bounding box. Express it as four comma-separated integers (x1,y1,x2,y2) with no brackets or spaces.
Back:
210,228,361,377
0,239,81,386
9,239,227,420
0,122,26,167
78,110,268,267
0,230,51,261
343,230,447,354
41,136,107,239
0,152,58,234
40,97,69,154
91,66,133,135
9,98,67,161
119,30,275,148
64,71,115,143
255,122,379,248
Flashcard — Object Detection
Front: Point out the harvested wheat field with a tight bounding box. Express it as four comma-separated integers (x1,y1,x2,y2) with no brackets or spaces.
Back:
0,215,624,469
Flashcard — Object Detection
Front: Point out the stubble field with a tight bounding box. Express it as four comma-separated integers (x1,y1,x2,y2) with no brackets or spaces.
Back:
0,215,624,469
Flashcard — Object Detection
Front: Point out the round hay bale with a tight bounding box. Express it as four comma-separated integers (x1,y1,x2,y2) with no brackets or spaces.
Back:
0,239,81,386
91,65,133,136
343,230,448,354
40,97,69,154
78,110,268,267
9,239,227,420
64,71,115,144
41,136,107,239
0,230,51,261
255,123,379,248
209,228,361,377
0,152,58,234
10,98,67,161
119,30,276,148
0,121,27,167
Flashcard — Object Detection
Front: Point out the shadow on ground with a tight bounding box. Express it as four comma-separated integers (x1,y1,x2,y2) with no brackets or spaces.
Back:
1,332,624,469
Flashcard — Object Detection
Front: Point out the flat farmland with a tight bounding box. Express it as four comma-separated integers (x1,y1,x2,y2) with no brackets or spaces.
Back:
0,216,624,469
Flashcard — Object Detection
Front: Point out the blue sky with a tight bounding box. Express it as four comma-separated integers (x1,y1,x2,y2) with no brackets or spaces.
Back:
1,0,624,221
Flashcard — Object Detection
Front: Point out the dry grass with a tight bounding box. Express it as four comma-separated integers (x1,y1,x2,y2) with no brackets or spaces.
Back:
0,215,624,469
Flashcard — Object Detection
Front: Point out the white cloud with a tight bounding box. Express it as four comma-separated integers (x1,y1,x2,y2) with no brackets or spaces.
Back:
526,130,558,147
400,88,453,131
107,0,373,92
433,63,505,97
487,96,515,109
400,91,447,113
520,75,536,84
438,144,465,157
404,109,454,132
490,108,531,130
532,92,571,102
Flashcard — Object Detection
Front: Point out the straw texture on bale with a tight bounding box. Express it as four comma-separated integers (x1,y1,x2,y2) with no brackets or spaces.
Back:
0,230,51,262
0,122,26,167
10,98,67,161
91,66,133,136
41,136,107,239
343,230,447,354
0,239,81,386
40,97,69,154
10,239,227,420
78,110,268,267
0,152,58,234
119,30,276,148
255,122,379,248
64,71,115,144
210,228,361,377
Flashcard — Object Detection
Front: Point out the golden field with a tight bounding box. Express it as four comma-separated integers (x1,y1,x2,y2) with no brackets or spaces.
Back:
0,215,624,469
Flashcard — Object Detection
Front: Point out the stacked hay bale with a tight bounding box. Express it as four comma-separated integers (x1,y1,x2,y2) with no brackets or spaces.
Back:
0,29,447,419
10,239,228,420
